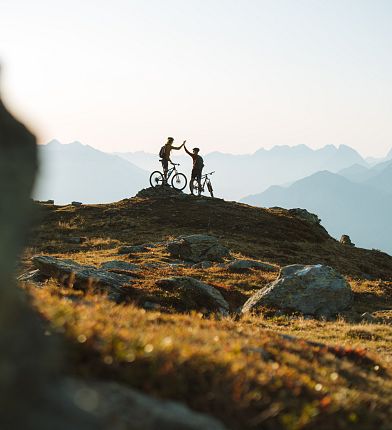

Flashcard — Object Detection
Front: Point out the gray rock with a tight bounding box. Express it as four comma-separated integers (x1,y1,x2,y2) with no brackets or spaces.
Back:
166,234,230,263
71,201,83,207
227,259,276,272
65,236,87,244
67,379,228,430
340,234,355,247
18,269,49,284
100,260,140,272
118,244,149,254
192,261,213,269
143,301,161,311
361,312,377,323
241,264,353,316
32,256,134,301
156,276,229,314
288,208,321,225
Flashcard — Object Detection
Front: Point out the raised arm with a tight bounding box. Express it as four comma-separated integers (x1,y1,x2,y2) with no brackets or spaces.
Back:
184,145,192,156
172,140,186,150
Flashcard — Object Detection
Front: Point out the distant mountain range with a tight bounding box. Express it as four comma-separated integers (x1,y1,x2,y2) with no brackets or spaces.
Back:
117,144,370,201
242,162,392,253
34,140,148,204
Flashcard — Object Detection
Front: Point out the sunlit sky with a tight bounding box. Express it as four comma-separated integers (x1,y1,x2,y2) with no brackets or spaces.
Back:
1,0,392,156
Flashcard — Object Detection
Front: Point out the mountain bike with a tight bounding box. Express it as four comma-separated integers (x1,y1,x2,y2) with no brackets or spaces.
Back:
149,162,187,190
192,171,215,197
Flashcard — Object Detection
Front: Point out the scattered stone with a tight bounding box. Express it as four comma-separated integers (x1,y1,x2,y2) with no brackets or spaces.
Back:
71,201,82,207
65,237,87,244
100,261,140,272
340,234,355,247
143,301,161,311
118,244,149,255
40,199,54,205
241,264,353,316
226,259,276,272
156,276,229,314
192,261,213,269
32,256,134,301
288,208,321,225
360,312,377,323
166,234,230,263
17,269,49,284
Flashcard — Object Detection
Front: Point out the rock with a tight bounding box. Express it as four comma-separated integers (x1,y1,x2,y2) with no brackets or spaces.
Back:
340,234,355,247
288,208,321,225
192,261,213,269
71,201,83,207
32,256,134,301
241,264,353,316
18,269,49,284
67,379,228,430
156,276,229,314
227,259,276,272
100,261,140,272
118,244,149,254
40,199,55,205
143,301,161,311
136,186,185,199
166,234,230,263
361,312,377,323
65,236,87,244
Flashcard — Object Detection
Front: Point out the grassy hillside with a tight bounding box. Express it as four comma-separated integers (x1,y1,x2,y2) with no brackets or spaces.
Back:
21,189,392,430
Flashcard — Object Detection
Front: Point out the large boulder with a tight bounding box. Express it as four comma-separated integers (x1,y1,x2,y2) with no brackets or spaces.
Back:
32,256,134,301
166,234,230,263
156,276,229,314
241,264,353,316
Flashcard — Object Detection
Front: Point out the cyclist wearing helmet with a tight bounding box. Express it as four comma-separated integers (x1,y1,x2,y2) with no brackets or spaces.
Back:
159,137,185,180
184,145,204,195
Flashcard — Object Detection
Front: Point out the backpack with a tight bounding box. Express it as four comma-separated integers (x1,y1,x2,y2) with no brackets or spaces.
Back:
159,145,166,159
194,155,204,170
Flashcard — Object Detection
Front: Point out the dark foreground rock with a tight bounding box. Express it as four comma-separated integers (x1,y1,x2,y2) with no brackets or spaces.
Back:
227,259,277,272
241,264,353,316
66,379,227,430
167,234,230,263
156,276,229,314
32,256,134,301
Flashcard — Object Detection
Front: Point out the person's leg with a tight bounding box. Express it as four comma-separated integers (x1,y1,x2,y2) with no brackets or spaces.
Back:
190,169,196,195
196,171,202,196
162,159,168,182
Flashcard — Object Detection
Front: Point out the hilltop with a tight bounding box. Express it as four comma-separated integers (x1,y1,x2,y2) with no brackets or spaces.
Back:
21,188,392,430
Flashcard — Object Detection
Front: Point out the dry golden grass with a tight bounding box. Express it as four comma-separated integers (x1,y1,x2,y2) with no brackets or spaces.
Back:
20,196,392,429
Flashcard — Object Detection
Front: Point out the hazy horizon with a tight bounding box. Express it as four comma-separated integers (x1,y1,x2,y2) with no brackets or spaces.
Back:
2,0,392,156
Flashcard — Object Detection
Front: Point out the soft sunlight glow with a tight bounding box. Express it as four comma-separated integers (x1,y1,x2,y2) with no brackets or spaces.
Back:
1,0,391,156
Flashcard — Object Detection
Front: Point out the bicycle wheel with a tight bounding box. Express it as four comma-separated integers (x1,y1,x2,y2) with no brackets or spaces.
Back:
207,181,214,198
149,171,164,187
171,173,187,191
191,179,202,196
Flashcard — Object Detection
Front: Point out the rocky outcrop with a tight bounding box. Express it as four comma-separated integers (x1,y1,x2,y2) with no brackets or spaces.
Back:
32,256,134,300
227,259,277,272
156,276,229,314
241,264,353,316
166,234,230,263
288,208,321,225
136,185,185,199
340,234,355,247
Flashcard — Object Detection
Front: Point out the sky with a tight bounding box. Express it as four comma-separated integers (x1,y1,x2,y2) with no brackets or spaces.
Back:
1,0,392,156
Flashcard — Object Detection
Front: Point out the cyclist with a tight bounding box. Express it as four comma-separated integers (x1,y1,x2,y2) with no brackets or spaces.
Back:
184,145,204,195
159,137,185,180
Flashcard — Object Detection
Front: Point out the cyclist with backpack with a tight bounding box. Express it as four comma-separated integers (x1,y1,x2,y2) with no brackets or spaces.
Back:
159,137,185,180
184,145,204,196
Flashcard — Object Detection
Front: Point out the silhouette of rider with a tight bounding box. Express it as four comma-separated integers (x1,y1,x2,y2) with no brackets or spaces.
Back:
184,145,204,195
160,137,185,180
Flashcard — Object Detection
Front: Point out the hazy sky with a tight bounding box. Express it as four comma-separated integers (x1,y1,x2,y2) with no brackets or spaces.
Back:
1,0,392,156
